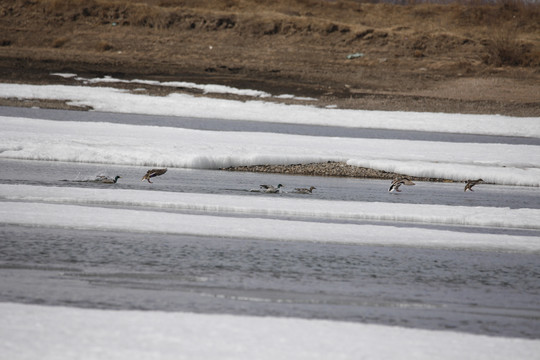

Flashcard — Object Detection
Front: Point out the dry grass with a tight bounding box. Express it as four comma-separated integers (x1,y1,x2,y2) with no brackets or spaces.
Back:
5,0,540,69
96,40,113,51
34,0,540,32
1,0,538,117
484,23,530,66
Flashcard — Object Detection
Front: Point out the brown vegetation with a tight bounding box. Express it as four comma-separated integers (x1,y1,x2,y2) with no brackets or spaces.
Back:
0,0,539,115
51,36,69,48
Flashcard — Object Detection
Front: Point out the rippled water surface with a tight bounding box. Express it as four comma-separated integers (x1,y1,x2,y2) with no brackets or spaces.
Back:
1,225,539,339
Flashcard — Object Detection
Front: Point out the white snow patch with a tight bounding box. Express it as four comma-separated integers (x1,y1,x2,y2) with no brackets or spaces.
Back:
2,184,540,231
1,303,539,360
1,83,539,137
57,74,274,97
50,72,77,78
1,201,538,252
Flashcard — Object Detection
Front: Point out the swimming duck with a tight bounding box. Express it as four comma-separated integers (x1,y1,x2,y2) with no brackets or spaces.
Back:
294,186,316,194
99,175,121,184
464,179,483,192
388,177,415,192
260,184,284,193
142,168,167,183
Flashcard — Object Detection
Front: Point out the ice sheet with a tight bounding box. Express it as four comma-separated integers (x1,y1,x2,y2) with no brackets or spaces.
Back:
2,184,539,230
2,201,538,252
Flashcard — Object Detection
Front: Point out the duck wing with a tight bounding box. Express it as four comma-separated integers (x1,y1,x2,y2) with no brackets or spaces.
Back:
389,180,403,192
142,168,167,182
464,179,480,191
147,168,167,177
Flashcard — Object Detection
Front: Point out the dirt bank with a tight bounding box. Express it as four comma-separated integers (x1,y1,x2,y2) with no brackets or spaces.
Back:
1,0,539,116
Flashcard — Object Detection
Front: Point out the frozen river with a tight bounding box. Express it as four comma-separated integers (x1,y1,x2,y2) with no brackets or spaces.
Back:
1,106,539,341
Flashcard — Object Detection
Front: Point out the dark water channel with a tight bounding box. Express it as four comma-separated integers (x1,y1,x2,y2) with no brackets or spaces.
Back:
1,225,539,339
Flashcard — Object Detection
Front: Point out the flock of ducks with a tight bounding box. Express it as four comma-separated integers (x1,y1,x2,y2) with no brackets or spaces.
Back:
255,178,484,195
388,177,484,193
90,168,484,194
92,170,320,194
90,168,168,184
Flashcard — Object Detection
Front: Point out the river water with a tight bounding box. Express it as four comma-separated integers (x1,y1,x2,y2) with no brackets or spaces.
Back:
1,106,539,339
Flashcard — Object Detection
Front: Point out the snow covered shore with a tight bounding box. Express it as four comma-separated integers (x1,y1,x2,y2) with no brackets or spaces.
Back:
1,82,539,138
2,303,539,360
4,200,540,252
2,116,539,186
2,184,540,232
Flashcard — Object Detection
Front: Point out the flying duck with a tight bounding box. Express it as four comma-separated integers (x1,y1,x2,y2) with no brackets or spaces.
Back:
260,184,284,193
294,186,316,194
388,177,415,192
142,168,168,183
464,179,483,192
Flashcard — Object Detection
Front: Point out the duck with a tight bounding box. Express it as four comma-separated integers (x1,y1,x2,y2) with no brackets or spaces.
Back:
142,168,167,183
98,175,121,184
388,177,415,192
260,184,284,193
294,186,316,194
464,179,483,192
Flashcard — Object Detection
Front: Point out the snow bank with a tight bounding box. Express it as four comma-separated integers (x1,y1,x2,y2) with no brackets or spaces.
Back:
2,117,540,186
1,83,538,137
2,201,538,252
51,74,315,99
1,303,539,360
67,74,274,98
2,184,539,230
